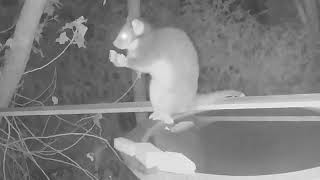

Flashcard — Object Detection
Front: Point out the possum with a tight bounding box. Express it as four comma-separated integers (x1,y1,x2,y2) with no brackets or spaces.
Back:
109,18,244,125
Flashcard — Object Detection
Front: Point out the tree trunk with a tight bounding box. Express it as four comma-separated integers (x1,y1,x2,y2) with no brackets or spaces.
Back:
128,0,140,19
0,0,47,120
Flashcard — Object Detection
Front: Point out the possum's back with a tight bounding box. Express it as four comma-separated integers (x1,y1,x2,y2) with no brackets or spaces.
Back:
137,27,199,84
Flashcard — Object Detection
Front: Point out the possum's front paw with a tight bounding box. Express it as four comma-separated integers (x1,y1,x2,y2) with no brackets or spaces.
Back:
109,50,117,63
109,50,128,67
149,112,174,124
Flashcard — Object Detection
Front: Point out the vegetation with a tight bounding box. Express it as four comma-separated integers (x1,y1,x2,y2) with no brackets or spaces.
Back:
0,0,319,179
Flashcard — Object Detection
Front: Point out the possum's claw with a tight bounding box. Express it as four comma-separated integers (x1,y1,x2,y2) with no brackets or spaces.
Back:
149,112,174,124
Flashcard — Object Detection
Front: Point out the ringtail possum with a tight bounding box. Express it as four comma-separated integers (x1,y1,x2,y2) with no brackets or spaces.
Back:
109,18,244,124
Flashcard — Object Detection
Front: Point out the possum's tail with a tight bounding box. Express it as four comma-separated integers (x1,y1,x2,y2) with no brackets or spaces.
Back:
141,90,245,142
195,90,245,108
168,90,245,133
173,90,245,119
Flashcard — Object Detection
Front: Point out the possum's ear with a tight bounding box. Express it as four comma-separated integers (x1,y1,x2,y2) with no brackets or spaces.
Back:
131,19,145,36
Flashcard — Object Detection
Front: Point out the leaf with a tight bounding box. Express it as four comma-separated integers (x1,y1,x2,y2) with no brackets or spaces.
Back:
52,96,58,105
62,16,87,31
75,16,87,25
56,32,70,45
76,23,88,38
86,152,94,162
73,26,88,48
60,16,88,48
32,46,45,57
93,113,103,129
61,22,73,31
72,17,88,48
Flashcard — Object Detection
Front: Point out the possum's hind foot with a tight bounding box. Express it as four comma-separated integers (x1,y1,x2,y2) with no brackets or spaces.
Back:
149,111,174,124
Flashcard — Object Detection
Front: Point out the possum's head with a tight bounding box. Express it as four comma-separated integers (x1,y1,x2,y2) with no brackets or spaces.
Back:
113,18,150,50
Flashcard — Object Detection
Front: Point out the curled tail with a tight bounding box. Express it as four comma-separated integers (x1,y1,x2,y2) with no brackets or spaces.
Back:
195,90,245,107
169,90,245,133
173,90,245,121
142,90,245,141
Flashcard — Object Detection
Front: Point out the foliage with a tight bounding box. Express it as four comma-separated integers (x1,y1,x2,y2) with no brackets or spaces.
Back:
24,16,87,75
57,16,87,48
177,0,319,95
0,1,126,179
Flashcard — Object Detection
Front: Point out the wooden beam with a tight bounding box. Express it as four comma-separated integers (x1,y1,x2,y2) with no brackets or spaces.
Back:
132,166,320,180
0,102,152,116
2,93,320,117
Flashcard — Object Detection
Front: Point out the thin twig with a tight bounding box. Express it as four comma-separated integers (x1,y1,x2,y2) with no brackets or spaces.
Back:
0,23,15,34
23,32,75,75
17,119,96,180
7,132,122,161
3,117,10,180
113,75,139,103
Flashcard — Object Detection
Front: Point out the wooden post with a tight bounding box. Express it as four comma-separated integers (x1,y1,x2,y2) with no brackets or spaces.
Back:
125,0,150,141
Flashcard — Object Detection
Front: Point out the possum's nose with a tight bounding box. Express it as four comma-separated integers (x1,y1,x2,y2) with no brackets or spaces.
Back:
113,38,127,50
113,32,130,50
